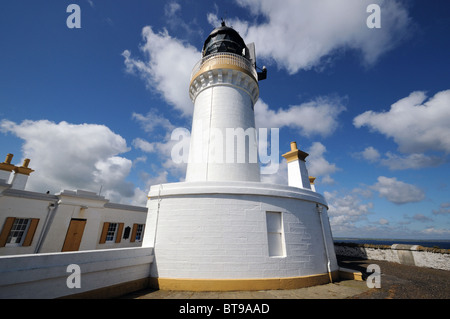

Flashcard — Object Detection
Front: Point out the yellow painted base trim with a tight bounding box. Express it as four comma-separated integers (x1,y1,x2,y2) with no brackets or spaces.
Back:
149,271,340,292
338,267,364,281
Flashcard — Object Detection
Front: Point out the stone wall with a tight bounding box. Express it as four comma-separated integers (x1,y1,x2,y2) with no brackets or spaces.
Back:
334,243,449,271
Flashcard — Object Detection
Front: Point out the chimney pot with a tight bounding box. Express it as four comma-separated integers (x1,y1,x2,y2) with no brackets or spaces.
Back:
5,153,13,164
290,142,298,151
22,158,30,168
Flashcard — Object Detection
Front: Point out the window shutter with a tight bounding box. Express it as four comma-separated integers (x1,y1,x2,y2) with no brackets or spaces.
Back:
115,223,124,243
130,224,138,243
0,217,15,247
99,222,109,244
22,218,39,247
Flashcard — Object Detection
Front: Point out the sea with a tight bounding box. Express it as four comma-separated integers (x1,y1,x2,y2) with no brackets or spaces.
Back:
333,237,450,249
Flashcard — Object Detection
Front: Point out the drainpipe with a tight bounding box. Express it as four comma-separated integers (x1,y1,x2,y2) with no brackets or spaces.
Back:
153,184,163,248
317,203,333,283
35,200,59,253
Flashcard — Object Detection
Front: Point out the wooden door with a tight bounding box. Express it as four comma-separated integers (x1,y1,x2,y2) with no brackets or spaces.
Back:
62,219,86,252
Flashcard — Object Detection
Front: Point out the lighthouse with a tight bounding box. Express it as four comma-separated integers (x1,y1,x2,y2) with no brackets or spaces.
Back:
186,21,263,182
143,23,339,291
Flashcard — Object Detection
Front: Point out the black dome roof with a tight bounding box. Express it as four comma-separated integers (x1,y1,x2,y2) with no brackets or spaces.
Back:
202,23,248,58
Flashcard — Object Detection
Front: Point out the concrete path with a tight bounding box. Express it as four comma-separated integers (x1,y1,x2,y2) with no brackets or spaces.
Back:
123,279,369,299
121,256,450,299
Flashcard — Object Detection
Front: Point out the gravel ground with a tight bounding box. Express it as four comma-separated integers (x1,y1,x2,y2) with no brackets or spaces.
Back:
338,256,450,299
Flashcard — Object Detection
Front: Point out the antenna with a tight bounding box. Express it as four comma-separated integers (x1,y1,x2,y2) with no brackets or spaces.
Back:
221,11,228,27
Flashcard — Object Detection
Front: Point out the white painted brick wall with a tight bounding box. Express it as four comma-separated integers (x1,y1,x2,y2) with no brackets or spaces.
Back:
145,182,337,280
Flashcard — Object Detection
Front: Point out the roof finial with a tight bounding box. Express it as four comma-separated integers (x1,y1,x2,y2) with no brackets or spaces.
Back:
221,18,226,27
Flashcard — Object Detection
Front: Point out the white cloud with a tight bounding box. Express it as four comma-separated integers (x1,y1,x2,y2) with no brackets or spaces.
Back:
164,2,181,17
132,138,156,153
412,214,433,223
132,109,175,134
358,146,381,162
132,130,189,182
0,119,138,203
354,90,450,154
122,26,201,117
94,156,135,202
132,155,147,167
306,142,339,184
355,146,444,170
370,176,425,204
255,97,345,137
214,0,411,73
324,191,373,234
432,202,450,215
380,152,444,170
163,1,203,38
260,160,287,185
420,227,450,236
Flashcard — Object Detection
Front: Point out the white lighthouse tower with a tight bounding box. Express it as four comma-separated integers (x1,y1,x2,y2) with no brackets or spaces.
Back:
143,23,339,291
186,22,262,182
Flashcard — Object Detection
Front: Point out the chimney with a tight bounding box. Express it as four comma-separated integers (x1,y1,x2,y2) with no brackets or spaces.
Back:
0,154,15,183
11,158,34,190
309,176,316,192
282,142,311,189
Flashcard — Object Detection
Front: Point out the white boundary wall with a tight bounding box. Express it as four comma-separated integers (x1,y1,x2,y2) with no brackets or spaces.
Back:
0,247,153,299
334,244,449,271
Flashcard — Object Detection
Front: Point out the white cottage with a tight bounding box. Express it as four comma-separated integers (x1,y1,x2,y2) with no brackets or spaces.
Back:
0,154,147,256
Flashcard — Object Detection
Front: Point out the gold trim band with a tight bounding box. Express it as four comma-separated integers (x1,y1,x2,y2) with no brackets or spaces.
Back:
149,271,341,291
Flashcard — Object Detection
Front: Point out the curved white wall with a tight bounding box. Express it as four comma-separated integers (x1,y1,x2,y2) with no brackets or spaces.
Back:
144,182,337,280
186,85,260,182
186,66,260,183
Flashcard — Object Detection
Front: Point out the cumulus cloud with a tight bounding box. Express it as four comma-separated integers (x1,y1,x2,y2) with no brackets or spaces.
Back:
132,109,176,134
212,0,411,73
412,214,433,223
324,191,373,234
420,227,450,236
122,26,201,117
254,97,346,137
354,146,445,170
432,202,450,215
260,160,287,185
306,142,339,184
132,138,156,153
0,119,137,203
133,134,188,182
370,176,425,204
380,152,444,170
354,90,450,154
357,146,381,162
164,1,203,38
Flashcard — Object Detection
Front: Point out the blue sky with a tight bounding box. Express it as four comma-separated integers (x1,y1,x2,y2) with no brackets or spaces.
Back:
1,0,449,239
